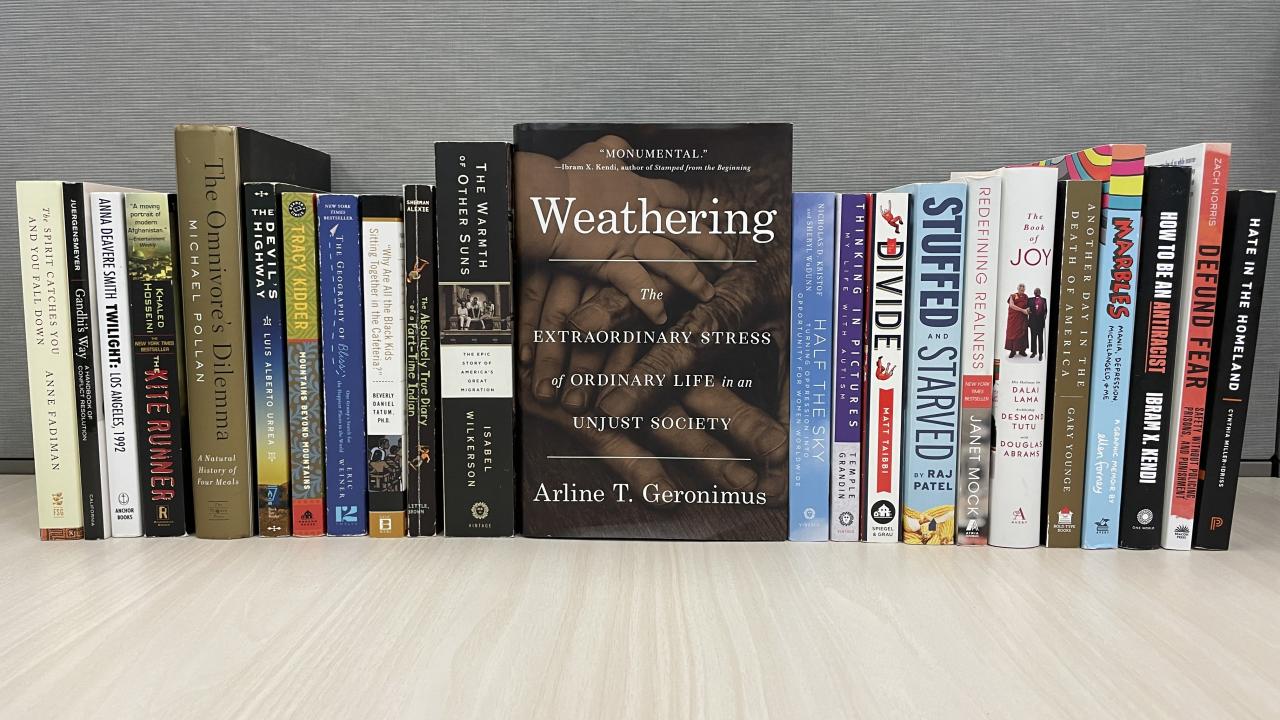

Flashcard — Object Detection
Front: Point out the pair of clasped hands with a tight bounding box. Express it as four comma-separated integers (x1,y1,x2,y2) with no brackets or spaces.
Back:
516,136,787,507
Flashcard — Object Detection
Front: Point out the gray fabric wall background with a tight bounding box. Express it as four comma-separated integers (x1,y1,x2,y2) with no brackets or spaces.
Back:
2,0,1278,469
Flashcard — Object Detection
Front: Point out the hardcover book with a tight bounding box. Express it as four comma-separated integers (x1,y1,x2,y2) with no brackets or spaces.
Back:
948,172,1002,544
17,181,84,540
361,194,406,538
1193,189,1274,549
125,192,187,536
64,184,109,539
317,194,367,536
89,190,141,538
1042,180,1102,547
243,182,295,537
282,191,325,537
1079,145,1146,549
1118,166,1192,549
437,141,517,537
830,193,869,541
789,192,835,541
513,123,792,540
987,166,1058,548
173,124,330,538
895,183,966,545
404,184,440,537
864,190,910,543
1147,143,1232,549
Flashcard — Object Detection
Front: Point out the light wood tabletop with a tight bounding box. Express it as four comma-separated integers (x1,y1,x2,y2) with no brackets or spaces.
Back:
1,473,1277,719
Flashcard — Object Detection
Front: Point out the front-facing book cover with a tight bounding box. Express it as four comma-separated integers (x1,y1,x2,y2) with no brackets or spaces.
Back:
513,123,792,540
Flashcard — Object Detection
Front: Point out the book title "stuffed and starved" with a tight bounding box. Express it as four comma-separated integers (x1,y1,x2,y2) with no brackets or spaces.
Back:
527,196,779,244
912,196,963,463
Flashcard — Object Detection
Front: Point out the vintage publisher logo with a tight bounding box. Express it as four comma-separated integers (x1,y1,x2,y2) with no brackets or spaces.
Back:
471,502,490,520
838,511,855,527
803,507,816,521
871,500,895,524
288,200,307,218
1136,508,1154,525
1174,524,1191,540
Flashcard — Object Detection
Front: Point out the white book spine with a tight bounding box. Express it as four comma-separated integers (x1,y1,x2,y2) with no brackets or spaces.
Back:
987,167,1058,548
89,191,141,537
863,192,909,542
950,173,1002,544
17,181,84,538
362,216,406,450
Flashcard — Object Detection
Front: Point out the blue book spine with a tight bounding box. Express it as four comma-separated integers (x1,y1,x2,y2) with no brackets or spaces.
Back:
1082,153,1146,548
317,194,368,536
789,192,836,541
898,184,965,545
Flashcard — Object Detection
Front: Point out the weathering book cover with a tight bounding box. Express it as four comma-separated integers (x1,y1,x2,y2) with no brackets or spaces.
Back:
513,123,792,540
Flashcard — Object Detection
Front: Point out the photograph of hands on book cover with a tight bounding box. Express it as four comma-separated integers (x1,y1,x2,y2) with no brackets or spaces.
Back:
16,124,1273,551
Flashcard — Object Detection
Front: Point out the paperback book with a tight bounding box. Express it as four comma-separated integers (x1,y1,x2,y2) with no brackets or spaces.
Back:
318,193,367,536
789,192,835,541
1043,180,1102,547
125,192,187,536
173,124,330,538
362,194,406,538
438,141,516,537
17,181,84,540
864,191,910,543
830,193,869,541
1118,166,1191,549
89,190,141,538
895,183,966,545
282,191,325,537
243,182,295,537
63,183,109,539
987,166,1058,548
513,123,792,540
1148,143,1232,550
404,184,440,537
948,172,1002,544
1193,190,1274,549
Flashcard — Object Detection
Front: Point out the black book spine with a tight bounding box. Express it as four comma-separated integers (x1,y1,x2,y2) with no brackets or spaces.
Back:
63,183,108,539
404,184,440,536
1118,166,1192,549
127,193,188,536
1193,190,1275,549
435,142,516,536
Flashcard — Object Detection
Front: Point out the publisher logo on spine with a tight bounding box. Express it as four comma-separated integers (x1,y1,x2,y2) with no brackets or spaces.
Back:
871,500,895,525
1011,507,1028,525
838,511,854,527
288,200,307,217
1136,508,1154,526
471,502,489,520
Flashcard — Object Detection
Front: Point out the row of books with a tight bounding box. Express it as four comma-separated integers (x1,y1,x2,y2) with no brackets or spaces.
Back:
16,124,1272,550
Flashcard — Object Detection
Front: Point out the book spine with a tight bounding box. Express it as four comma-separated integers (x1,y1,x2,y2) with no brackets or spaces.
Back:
1119,167,1191,549
362,195,406,538
282,192,325,537
1159,145,1231,549
988,167,1058,548
317,194,367,536
64,184,109,539
864,191,909,542
173,125,254,538
404,185,439,537
435,142,516,537
830,193,868,540
789,192,836,541
901,184,965,545
1043,181,1102,547
1080,145,1146,549
125,193,187,536
17,182,84,540
89,191,140,537
956,176,1000,545
244,183,291,536
1193,190,1274,549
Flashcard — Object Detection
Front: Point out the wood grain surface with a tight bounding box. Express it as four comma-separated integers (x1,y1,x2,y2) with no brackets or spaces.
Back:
1,473,1277,718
